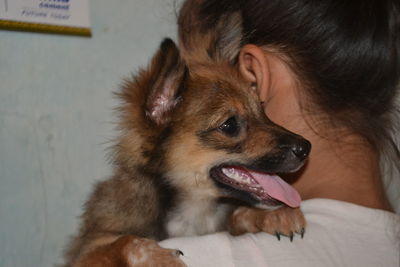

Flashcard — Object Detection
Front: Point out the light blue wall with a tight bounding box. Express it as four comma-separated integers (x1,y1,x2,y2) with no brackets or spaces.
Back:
0,1,177,266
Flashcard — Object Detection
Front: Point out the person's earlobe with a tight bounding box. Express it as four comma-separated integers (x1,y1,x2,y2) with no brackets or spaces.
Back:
238,45,271,102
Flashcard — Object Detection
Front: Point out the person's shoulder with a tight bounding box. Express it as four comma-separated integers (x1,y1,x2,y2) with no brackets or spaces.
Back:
301,198,400,233
160,201,400,267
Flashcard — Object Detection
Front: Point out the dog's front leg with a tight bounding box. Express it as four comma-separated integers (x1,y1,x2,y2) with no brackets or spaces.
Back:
228,206,306,241
73,235,186,267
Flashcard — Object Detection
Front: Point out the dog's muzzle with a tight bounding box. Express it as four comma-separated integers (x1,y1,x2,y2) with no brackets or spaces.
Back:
210,135,311,209
251,134,311,174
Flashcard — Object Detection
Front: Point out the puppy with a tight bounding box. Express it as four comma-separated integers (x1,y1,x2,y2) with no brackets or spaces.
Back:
63,38,311,266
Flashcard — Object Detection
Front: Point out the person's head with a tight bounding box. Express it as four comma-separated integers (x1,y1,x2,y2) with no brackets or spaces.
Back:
178,0,400,162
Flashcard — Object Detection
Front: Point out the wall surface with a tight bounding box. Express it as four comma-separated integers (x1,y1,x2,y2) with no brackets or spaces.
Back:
0,1,177,266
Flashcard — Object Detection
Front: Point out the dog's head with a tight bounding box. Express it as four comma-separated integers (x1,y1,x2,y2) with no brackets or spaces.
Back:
116,38,310,209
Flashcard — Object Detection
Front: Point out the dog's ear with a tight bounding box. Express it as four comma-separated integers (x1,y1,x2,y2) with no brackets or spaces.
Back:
178,1,243,64
145,38,186,126
210,11,243,62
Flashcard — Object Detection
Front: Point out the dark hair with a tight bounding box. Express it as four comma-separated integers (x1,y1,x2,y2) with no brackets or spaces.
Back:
178,0,400,165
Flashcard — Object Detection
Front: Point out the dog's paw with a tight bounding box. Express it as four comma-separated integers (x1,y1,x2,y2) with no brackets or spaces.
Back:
228,206,306,241
123,236,186,267
74,235,186,267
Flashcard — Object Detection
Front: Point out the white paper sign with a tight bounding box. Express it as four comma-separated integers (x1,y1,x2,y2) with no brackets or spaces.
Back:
0,0,91,35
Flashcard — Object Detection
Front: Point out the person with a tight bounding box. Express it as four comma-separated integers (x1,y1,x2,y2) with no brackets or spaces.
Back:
159,0,400,266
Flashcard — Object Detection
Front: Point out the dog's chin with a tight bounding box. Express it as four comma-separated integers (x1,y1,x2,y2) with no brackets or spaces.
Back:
210,164,303,209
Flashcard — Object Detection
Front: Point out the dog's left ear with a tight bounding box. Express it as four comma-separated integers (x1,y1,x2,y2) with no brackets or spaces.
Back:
145,38,186,126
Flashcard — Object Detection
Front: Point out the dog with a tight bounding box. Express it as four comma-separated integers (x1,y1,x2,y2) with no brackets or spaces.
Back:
62,38,311,267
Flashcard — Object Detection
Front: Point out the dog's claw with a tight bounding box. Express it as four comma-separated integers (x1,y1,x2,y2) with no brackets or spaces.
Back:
173,250,184,257
300,228,305,239
275,232,281,241
289,232,294,242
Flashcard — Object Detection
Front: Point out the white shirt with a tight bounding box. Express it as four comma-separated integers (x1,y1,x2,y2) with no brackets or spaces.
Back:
160,199,400,267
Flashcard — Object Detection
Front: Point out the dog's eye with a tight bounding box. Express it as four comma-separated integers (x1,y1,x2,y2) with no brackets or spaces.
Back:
219,117,240,137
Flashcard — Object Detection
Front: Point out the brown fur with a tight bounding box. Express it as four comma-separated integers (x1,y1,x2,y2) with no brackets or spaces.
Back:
63,38,309,266
177,0,243,64
73,235,185,267
229,206,306,240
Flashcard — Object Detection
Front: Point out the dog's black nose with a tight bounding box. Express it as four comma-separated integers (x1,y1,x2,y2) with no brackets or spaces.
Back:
290,139,311,160
278,135,311,161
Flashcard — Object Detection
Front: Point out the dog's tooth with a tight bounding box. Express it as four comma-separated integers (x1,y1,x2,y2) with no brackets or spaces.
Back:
222,167,259,186
222,168,238,180
231,172,240,181
234,172,243,182
222,168,233,175
240,172,253,183
222,168,232,176
224,168,238,178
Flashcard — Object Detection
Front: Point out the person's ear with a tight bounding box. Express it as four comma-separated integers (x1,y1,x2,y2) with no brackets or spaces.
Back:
238,44,271,102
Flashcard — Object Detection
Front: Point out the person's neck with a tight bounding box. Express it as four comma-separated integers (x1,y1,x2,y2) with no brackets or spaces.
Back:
291,129,393,211
259,54,392,211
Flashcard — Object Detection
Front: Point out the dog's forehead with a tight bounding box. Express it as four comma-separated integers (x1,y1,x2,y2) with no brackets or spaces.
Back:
184,66,262,118
195,65,258,94
188,65,251,97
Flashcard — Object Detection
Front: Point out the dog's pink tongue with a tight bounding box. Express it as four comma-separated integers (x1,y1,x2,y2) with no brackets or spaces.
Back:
250,171,301,208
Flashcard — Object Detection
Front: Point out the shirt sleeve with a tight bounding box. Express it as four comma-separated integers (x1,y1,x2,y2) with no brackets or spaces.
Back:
160,199,400,267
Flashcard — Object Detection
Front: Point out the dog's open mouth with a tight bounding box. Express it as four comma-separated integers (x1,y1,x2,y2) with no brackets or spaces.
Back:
210,165,301,208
